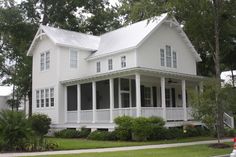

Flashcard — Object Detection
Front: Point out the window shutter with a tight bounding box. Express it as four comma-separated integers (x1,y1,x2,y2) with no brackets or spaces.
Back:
152,86,157,107
171,88,176,107
141,85,144,107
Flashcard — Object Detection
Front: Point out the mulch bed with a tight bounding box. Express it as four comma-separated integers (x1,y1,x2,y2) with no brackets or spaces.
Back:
208,143,231,149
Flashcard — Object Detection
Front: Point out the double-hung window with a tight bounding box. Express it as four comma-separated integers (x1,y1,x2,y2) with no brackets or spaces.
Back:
160,49,165,66
144,87,152,106
108,59,112,70
50,88,54,107
121,56,126,68
40,53,45,71
97,61,101,73
45,51,50,70
70,49,78,68
40,89,44,107
166,45,172,67
173,51,177,68
36,90,40,108
45,89,49,107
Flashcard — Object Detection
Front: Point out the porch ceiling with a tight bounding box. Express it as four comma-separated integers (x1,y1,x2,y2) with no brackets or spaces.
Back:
60,67,207,85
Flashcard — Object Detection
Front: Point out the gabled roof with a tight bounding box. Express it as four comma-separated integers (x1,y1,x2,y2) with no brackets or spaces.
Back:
89,13,168,59
27,25,100,56
27,13,201,62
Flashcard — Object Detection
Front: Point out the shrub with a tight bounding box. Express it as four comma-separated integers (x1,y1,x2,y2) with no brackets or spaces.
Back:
0,110,32,151
131,117,152,141
114,116,133,141
225,128,236,137
29,114,51,137
78,127,91,138
54,129,79,138
88,131,117,141
166,127,184,139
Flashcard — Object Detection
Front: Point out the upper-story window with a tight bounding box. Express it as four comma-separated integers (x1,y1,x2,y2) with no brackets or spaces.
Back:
97,61,101,73
166,45,172,67
160,49,165,66
121,56,126,68
70,49,78,68
108,59,112,70
160,46,177,68
40,51,50,71
173,51,177,68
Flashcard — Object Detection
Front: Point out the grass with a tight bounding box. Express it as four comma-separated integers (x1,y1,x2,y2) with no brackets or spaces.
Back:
35,144,233,157
47,136,216,150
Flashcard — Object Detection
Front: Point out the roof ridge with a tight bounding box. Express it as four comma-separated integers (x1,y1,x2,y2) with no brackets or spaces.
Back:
40,25,100,38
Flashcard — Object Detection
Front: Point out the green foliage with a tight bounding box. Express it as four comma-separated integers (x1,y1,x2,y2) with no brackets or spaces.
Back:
54,129,79,138
0,110,32,151
224,128,236,137
88,131,117,141
29,113,51,137
131,117,152,141
114,116,134,141
78,127,91,138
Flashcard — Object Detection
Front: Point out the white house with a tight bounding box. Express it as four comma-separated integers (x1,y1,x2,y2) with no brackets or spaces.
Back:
27,13,205,131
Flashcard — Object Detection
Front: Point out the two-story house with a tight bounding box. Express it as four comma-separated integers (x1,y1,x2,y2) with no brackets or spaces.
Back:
27,13,204,131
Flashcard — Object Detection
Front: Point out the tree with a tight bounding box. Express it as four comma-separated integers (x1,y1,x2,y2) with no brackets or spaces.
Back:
190,79,236,143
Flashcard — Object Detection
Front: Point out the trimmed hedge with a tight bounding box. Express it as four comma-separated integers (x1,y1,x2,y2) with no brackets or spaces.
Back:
88,131,117,141
114,116,133,141
78,127,91,138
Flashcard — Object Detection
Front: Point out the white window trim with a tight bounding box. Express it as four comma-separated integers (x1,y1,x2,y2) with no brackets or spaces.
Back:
40,50,50,72
96,61,101,73
69,49,78,69
35,86,55,109
108,59,113,71
121,56,126,68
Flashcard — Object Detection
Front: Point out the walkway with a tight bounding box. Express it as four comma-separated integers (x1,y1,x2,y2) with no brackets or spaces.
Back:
0,139,232,157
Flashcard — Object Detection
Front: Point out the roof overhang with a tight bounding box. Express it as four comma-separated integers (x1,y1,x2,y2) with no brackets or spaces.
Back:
60,67,206,85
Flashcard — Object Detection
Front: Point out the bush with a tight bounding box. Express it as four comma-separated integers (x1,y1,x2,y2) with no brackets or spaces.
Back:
131,117,152,141
88,131,117,141
0,110,32,151
114,116,134,141
225,128,236,137
29,114,51,137
78,127,91,138
54,129,79,138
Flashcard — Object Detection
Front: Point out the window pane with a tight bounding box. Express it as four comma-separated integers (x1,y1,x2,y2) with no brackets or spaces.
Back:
173,51,177,68
97,62,101,72
166,45,172,67
120,78,129,91
160,49,165,66
46,51,50,70
40,53,45,71
41,89,44,107
144,87,151,106
70,50,77,68
45,89,49,107
50,88,54,107
121,56,126,68
36,90,40,108
121,93,130,108
108,59,112,70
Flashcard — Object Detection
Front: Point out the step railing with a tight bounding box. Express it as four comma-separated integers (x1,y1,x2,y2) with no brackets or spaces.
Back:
223,112,235,128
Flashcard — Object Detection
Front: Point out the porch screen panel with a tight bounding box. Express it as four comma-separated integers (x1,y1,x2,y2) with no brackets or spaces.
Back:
67,85,77,111
96,80,110,109
152,86,157,107
171,88,176,107
141,85,145,107
114,78,119,108
131,80,136,107
81,83,92,110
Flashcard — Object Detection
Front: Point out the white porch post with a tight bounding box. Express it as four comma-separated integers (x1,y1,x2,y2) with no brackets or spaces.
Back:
92,81,96,123
77,84,81,123
109,78,114,123
161,77,166,121
135,73,141,117
182,80,187,121
118,78,121,116
64,86,67,123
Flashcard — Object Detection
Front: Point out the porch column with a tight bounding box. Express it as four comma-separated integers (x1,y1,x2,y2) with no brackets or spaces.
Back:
109,78,114,123
77,84,81,123
64,86,67,123
182,80,187,121
92,81,96,123
118,78,121,116
135,73,141,117
161,77,166,121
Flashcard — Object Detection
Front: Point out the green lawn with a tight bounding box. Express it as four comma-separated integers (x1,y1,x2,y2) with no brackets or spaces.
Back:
47,136,216,150
36,144,232,157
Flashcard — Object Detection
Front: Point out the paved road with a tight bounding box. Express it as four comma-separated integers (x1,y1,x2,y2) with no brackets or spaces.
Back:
0,139,232,157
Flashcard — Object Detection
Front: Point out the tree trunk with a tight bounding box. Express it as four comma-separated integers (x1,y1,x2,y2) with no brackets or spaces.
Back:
231,69,235,87
213,0,224,141
28,89,32,117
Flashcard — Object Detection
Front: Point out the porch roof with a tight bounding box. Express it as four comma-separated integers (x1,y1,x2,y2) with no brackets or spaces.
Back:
60,67,207,85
